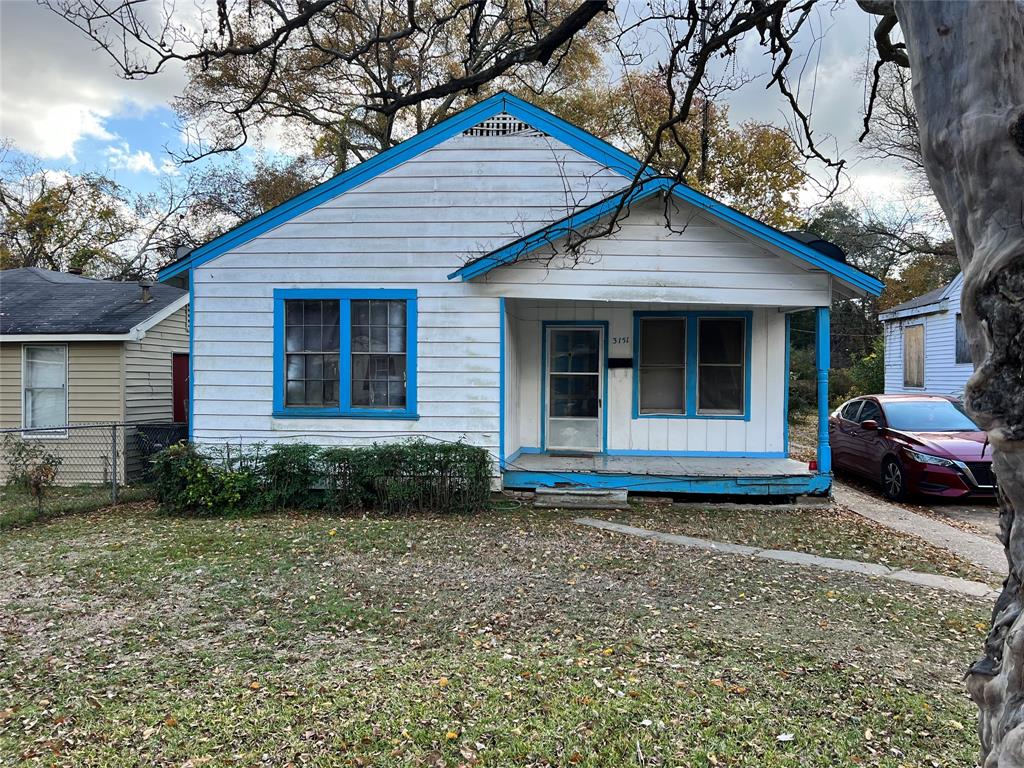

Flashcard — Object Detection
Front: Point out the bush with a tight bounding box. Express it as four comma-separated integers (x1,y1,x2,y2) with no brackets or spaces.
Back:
151,443,258,516
152,439,492,516
1,433,64,491
848,336,885,397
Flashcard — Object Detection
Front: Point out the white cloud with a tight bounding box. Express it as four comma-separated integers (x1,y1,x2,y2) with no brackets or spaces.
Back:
0,2,185,160
104,142,159,174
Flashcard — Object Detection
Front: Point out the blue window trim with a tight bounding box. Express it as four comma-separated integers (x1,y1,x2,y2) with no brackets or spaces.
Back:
631,311,753,422
784,312,792,455
272,288,418,420
498,298,506,468
539,320,609,453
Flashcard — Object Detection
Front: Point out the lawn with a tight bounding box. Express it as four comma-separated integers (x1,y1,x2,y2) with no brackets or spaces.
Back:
609,503,992,584
0,504,987,767
0,483,152,530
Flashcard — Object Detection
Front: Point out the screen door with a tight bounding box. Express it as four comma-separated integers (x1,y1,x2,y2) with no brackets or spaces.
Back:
546,326,603,452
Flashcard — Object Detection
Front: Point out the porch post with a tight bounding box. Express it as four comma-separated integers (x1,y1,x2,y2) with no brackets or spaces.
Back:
815,306,831,474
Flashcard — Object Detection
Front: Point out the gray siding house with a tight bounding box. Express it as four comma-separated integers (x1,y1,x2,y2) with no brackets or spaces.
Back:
879,273,973,397
0,268,189,483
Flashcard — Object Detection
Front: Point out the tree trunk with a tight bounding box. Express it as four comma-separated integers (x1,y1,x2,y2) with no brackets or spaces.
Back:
895,2,1024,765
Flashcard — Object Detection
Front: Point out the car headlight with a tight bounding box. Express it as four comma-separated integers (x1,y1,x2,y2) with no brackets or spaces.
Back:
904,449,955,467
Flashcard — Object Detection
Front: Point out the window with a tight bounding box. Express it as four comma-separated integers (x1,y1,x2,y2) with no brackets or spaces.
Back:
840,400,863,422
285,300,340,407
697,317,746,415
903,324,925,387
955,314,972,365
23,345,67,432
637,317,686,414
351,299,407,408
857,400,882,425
274,289,417,418
632,312,751,420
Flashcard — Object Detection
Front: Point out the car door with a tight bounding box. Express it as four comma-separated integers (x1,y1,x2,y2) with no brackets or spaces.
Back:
848,398,886,479
829,399,864,471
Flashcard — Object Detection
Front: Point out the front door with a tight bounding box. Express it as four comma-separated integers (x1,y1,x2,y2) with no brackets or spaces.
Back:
545,326,603,452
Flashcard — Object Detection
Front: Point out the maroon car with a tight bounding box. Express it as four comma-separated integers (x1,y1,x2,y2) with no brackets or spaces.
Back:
828,394,995,501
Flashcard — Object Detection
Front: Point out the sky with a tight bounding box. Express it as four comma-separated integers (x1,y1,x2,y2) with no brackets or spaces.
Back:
0,0,916,207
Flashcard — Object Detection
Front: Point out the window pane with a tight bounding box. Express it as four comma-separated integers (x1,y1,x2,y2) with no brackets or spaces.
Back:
323,324,339,351
322,301,339,325
352,325,370,352
388,300,406,326
549,374,598,417
639,367,685,413
858,401,881,423
305,381,324,406
370,325,388,352
304,325,322,352
285,326,304,353
640,318,685,365
285,380,305,406
370,300,389,324
286,354,305,380
324,379,339,405
698,366,743,413
306,354,324,380
26,389,65,428
699,319,744,364
285,302,304,325
388,382,406,407
26,347,66,388
303,300,322,325
324,356,339,380
352,300,370,325
388,326,406,353
955,314,972,364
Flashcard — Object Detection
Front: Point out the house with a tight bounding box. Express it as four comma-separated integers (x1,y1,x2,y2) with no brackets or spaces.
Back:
878,273,972,396
159,94,883,497
0,267,189,483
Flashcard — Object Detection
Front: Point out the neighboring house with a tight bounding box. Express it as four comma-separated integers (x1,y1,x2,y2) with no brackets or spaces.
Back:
160,94,883,497
0,267,189,483
878,273,973,396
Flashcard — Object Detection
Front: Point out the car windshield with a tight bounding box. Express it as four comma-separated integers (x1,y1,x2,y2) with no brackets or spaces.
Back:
883,400,979,432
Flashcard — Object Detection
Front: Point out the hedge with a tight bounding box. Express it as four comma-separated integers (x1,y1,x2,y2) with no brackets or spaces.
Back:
152,439,492,516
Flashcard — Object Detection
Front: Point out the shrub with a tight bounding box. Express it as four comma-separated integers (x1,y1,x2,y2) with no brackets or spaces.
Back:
848,336,885,397
1,433,63,493
152,439,492,516
260,443,322,510
151,443,258,516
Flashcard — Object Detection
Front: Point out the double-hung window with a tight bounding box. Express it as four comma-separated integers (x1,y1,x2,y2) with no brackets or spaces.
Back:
275,289,417,418
634,312,750,420
696,317,746,415
23,345,68,434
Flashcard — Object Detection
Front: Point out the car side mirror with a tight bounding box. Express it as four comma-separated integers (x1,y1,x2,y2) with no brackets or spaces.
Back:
861,419,880,431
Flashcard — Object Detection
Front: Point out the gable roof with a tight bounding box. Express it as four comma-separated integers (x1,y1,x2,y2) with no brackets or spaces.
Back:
878,272,963,321
446,176,885,297
158,91,653,282
0,267,188,338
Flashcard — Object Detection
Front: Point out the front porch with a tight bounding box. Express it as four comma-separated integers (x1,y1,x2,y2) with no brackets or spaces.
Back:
502,452,828,496
498,297,834,497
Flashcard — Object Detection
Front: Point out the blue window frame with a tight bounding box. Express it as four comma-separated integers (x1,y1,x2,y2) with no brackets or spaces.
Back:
631,311,752,421
273,288,418,419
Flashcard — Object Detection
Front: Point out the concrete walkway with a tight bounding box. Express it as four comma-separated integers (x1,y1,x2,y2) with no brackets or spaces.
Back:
576,517,998,600
832,482,1005,575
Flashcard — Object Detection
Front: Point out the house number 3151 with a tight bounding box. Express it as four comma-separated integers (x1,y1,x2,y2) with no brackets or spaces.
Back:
612,336,629,345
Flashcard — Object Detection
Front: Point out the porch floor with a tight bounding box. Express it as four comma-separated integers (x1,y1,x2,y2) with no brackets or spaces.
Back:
510,453,813,477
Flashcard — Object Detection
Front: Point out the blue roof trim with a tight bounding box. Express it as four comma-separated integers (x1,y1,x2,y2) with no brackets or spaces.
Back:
158,91,651,283
448,177,885,297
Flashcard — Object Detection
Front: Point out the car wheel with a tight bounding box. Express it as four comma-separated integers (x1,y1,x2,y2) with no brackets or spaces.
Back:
882,457,907,501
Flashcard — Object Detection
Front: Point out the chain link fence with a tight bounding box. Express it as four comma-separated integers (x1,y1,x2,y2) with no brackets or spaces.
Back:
0,422,186,527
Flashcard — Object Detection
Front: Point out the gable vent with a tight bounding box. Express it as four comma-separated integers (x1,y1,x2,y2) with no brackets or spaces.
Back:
463,112,547,137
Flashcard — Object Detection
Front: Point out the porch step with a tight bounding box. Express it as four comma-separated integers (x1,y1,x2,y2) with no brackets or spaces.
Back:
533,486,629,510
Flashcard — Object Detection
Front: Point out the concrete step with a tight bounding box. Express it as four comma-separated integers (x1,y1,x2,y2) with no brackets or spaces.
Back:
534,486,629,510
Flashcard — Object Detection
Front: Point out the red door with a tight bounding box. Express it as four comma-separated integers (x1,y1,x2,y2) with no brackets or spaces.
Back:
172,354,189,424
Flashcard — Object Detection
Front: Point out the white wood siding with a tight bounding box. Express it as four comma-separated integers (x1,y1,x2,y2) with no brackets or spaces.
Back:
192,134,628,467
473,198,831,307
505,300,786,457
882,275,972,396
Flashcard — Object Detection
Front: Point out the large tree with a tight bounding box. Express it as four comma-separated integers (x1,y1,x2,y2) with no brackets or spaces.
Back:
43,1,1024,761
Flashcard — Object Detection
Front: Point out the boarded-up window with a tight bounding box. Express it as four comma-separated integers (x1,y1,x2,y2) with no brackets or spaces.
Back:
955,314,972,364
638,318,686,414
903,324,925,387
